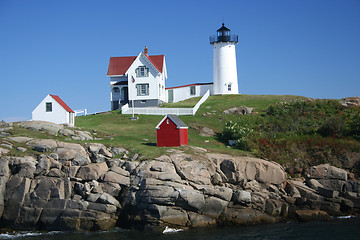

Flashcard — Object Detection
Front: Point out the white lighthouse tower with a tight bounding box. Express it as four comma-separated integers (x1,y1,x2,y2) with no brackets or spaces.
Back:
210,23,239,95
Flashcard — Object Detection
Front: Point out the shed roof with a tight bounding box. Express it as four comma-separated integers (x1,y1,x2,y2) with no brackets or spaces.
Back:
156,114,188,129
49,94,74,113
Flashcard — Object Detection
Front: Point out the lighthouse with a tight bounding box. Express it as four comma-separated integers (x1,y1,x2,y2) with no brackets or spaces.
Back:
210,23,239,95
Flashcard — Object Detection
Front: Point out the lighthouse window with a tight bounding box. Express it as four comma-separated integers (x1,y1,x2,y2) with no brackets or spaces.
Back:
135,66,149,78
136,84,149,96
190,86,196,95
228,84,232,91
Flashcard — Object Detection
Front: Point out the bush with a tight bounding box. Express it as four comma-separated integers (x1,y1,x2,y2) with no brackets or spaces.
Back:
220,121,253,150
318,116,345,137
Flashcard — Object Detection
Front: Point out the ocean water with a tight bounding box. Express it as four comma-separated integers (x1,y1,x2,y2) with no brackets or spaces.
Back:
0,216,359,240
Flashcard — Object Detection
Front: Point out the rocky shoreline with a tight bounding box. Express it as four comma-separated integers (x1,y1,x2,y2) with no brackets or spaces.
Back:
0,121,359,232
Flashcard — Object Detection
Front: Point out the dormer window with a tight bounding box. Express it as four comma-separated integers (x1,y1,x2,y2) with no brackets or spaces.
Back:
136,66,149,78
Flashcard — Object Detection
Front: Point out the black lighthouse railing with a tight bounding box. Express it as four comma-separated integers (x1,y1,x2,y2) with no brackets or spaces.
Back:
209,34,238,44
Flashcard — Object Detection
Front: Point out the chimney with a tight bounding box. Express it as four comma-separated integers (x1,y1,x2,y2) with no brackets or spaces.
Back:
144,46,148,56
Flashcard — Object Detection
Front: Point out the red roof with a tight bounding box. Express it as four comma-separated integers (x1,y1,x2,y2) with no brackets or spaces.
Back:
49,94,74,113
107,54,164,76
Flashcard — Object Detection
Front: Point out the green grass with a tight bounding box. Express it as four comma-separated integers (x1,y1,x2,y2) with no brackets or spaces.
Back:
75,94,308,159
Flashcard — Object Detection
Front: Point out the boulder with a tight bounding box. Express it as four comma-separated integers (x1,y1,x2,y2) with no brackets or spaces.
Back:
6,136,33,143
76,162,109,181
87,143,112,162
0,147,10,155
100,171,130,186
306,164,347,181
27,139,58,152
232,190,251,204
176,188,205,212
173,158,211,185
188,211,216,227
200,196,229,219
295,209,330,222
19,121,62,135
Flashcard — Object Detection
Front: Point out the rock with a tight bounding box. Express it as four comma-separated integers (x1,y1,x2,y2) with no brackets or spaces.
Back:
306,199,341,215
8,156,37,178
265,198,285,216
199,127,215,137
173,158,211,185
76,162,109,181
87,202,117,214
200,196,229,219
220,207,275,225
188,211,216,227
74,130,93,141
19,121,63,135
56,142,91,166
317,187,339,198
232,190,251,204
306,178,324,191
316,179,347,192
176,188,205,212
35,155,51,176
58,128,75,137
222,106,254,115
6,136,33,143
0,147,10,155
100,170,130,186
295,209,330,222
207,154,286,185
87,143,112,162
128,153,138,161
97,193,121,208
1,143,13,149
340,97,360,107
112,147,128,156
27,139,58,152
16,147,27,152
100,182,121,197
306,164,347,181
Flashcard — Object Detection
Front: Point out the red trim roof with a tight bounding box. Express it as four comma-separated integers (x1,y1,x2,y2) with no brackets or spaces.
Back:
165,82,213,90
49,94,74,113
107,54,164,76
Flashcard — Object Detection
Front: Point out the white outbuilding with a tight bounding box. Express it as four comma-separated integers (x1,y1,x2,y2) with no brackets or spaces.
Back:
32,94,75,126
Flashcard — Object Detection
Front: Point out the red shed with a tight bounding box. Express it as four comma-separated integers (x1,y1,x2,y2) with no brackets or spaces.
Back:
156,114,188,147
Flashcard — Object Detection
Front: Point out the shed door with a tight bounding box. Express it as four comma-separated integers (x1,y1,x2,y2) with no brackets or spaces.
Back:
168,90,174,103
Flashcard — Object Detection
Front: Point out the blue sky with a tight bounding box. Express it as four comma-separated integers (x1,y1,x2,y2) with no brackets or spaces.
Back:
0,0,359,122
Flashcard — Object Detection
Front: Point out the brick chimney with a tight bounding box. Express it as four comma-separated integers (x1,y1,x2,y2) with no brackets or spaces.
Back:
144,46,148,56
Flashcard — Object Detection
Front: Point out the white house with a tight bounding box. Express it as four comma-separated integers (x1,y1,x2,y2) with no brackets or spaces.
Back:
107,46,167,110
166,83,213,103
32,94,75,126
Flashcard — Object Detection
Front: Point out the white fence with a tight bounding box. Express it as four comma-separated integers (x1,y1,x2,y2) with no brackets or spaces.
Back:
121,90,210,116
74,109,87,117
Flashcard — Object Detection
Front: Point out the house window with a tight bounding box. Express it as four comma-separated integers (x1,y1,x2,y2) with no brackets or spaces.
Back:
136,84,149,96
190,86,196,95
228,83,232,91
135,66,149,77
113,87,120,93
46,102,52,112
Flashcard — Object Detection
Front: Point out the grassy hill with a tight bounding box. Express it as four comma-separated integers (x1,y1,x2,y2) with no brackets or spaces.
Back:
75,95,308,159
76,94,360,177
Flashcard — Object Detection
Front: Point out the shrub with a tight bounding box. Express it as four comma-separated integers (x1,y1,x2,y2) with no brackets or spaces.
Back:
220,121,253,150
318,116,345,137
